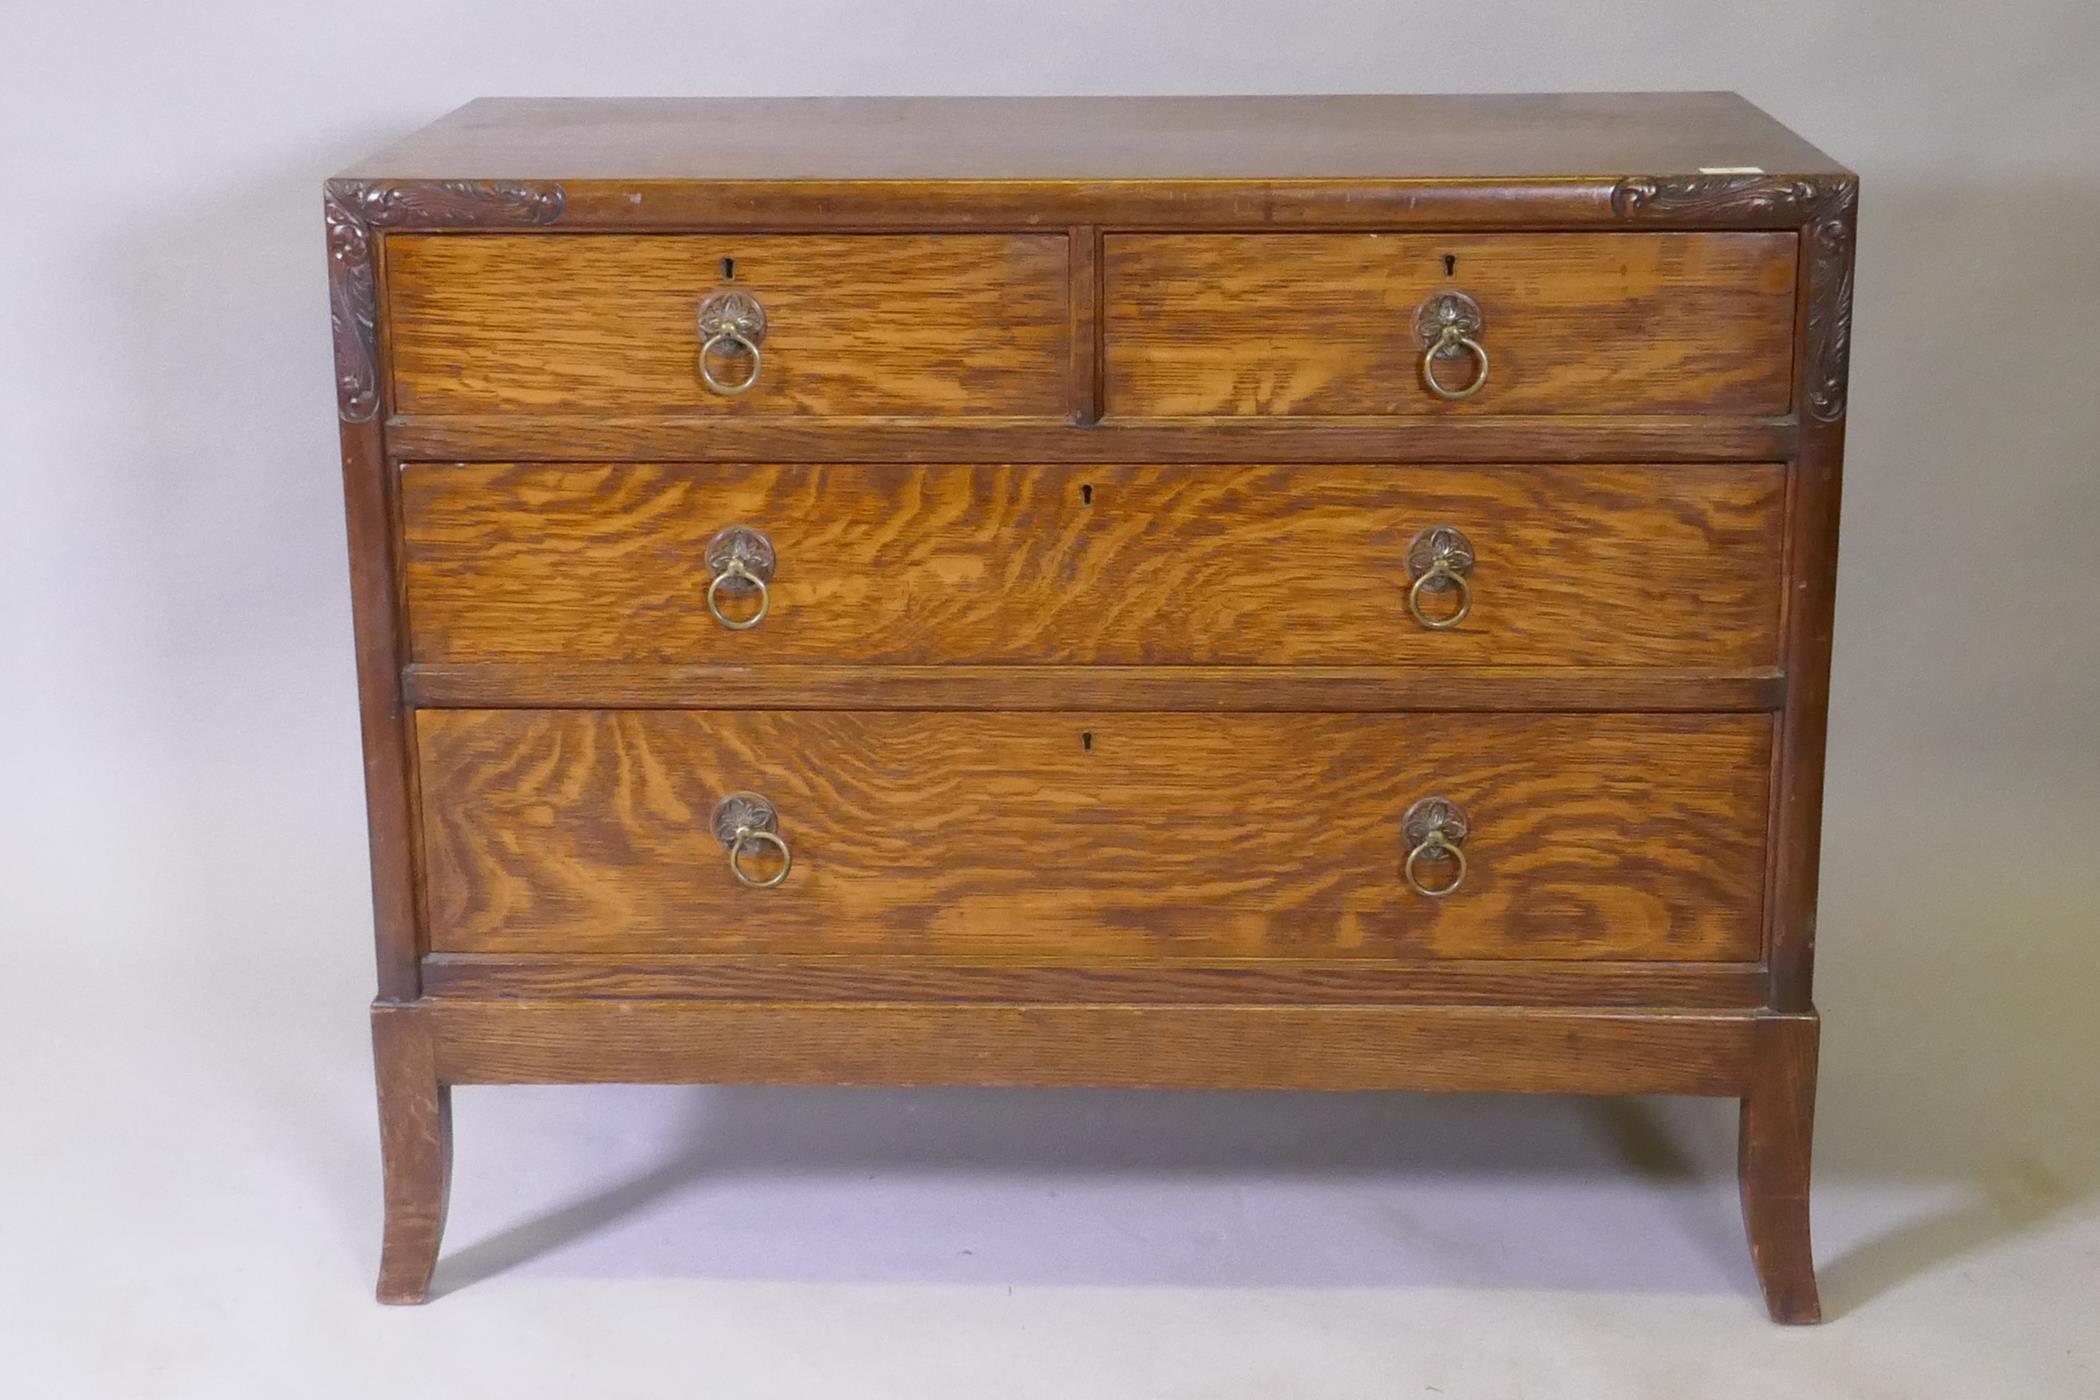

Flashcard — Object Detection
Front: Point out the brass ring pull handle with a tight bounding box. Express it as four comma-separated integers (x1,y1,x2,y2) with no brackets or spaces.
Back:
1420,326,1490,400
704,526,776,631
1402,796,1470,899
706,559,770,630
1404,831,1469,897
699,328,764,395
1407,563,1473,630
712,792,792,889
1413,291,1489,402
727,827,792,888
696,287,768,396
1405,525,1475,630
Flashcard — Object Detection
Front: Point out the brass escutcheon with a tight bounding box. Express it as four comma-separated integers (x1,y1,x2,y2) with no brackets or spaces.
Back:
696,287,768,395
711,791,792,889
1402,795,1470,898
1413,291,1489,401
1405,525,1475,630
704,526,776,630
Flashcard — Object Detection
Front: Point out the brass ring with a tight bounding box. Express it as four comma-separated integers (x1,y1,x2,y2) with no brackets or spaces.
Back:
727,826,791,888
705,559,770,630
1421,327,1489,401
1404,832,1468,898
699,328,763,396
1407,562,1472,629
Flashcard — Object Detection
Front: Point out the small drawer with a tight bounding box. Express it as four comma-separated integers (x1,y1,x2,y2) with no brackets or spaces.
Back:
1103,232,1798,416
417,710,1772,962
401,462,1786,668
383,233,1071,416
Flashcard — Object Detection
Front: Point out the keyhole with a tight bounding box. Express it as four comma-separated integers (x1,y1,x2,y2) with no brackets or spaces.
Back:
721,256,736,280
1081,730,1094,752
1443,254,1457,277
1080,483,1094,505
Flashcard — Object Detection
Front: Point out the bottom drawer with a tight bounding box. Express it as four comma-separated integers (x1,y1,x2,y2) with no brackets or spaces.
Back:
417,710,1771,963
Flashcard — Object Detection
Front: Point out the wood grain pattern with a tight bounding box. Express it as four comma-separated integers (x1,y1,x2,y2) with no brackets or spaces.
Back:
402,662,1786,714
335,101,1852,234
420,953,1767,1008
385,233,1070,416
372,1005,450,1304
352,179,1812,233
382,413,1797,465
425,999,1760,1096
1613,174,1856,422
327,181,566,421
1740,1013,1822,1322
416,710,1773,962
1067,226,1102,425
1104,233,1797,416
401,462,1784,668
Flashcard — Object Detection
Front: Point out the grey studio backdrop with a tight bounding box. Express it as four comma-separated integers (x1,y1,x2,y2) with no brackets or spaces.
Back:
2,3,2096,1397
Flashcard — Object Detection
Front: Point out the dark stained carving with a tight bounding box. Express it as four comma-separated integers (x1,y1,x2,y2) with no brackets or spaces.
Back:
325,180,565,421
1798,181,1858,422
1609,174,1826,221
1611,174,1857,421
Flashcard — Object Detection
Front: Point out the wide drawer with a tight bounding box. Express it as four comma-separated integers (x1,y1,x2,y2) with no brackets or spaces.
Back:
383,233,1071,416
1103,232,1797,416
401,462,1785,667
417,710,1772,962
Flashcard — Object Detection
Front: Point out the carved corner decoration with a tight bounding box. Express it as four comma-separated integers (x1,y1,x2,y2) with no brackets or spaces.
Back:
1608,173,1828,222
325,180,565,421
1798,182,1859,423
1610,174,1857,423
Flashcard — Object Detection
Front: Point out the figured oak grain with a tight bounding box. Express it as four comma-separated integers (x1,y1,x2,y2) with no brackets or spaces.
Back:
1104,232,1797,416
385,233,1070,416
416,710,1773,962
401,462,1784,668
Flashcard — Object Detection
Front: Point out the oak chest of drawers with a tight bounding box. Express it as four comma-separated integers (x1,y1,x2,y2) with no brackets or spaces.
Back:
328,94,1855,1321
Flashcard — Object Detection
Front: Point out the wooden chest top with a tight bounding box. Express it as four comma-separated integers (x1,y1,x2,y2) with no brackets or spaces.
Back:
340,93,1845,182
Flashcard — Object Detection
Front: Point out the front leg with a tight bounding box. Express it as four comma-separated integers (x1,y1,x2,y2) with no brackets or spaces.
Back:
372,1004,451,1304
1738,1012,1822,1323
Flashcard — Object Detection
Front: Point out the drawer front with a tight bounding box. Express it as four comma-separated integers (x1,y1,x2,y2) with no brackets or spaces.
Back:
1103,233,1797,416
402,462,1784,667
384,233,1070,416
418,710,1771,962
